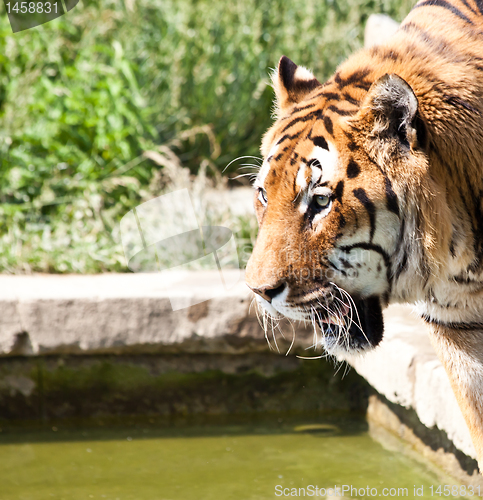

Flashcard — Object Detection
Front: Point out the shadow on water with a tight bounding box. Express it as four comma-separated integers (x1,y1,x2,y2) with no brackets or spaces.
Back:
0,411,368,445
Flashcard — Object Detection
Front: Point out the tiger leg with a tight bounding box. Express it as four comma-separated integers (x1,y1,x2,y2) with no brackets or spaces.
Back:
428,325,483,472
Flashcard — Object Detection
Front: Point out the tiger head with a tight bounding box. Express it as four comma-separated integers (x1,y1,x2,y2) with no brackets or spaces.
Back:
245,55,434,355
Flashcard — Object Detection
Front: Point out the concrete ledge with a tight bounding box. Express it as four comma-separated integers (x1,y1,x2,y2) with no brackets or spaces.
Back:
367,395,482,485
0,272,314,356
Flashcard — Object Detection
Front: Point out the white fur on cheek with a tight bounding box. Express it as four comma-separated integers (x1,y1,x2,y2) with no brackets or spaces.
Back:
296,164,307,190
297,142,339,215
310,144,338,184
329,246,389,297
256,144,280,190
255,288,310,322
311,165,322,185
254,294,280,317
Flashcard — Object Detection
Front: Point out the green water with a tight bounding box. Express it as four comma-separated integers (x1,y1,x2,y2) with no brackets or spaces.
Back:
0,416,474,500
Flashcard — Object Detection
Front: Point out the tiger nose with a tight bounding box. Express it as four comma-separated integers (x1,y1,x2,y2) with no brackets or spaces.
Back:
248,282,286,303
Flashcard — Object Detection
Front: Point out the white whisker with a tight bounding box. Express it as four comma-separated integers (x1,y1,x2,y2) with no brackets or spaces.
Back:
285,319,296,356
222,156,263,173
270,317,280,353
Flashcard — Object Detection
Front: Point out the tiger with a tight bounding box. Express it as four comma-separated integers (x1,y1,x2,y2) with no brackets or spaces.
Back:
245,0,483,470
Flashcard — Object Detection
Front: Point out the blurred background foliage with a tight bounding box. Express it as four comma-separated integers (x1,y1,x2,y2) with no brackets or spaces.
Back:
0,0,413,273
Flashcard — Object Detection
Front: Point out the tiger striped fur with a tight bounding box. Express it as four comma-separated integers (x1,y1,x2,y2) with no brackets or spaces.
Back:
245,0,483,469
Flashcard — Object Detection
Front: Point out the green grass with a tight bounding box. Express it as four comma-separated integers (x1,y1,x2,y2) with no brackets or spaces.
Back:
0,0,414,273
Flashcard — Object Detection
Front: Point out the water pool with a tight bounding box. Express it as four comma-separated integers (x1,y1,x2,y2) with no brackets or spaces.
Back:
0,415,472,500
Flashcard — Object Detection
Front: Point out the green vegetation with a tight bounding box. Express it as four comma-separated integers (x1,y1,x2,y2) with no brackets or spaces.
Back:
0,0,413,273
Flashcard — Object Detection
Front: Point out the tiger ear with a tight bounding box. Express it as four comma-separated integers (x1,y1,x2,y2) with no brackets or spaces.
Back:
357,73,426,151
272,56,321,115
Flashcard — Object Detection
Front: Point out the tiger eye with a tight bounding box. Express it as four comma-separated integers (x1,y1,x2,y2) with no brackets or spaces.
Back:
315,195,330,208
259,188,267,203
